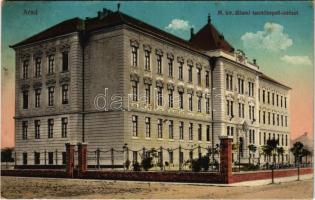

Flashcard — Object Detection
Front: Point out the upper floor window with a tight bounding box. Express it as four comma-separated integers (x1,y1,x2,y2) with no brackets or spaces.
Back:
62,52,69,72
238,78,244,94
226,74,233,91
189,123,193,140
35,58,41,77
48,55,54,74
145,117,151,138
168,89,173,108
198,124,202,141
249,105,255,120
206,96,210,114
35,120,40,139
262,90,265,103
197,96,202,112
238,102,244,118
178,62,183,80
284,97,287,108
157,87,163,106
267,91,270,104
179,91,184,109
48,119,54,138
285,116,288,127
197,68,201,85
145,84,151,104
48,86,55,106
276,94,279,106
188,65,193,83
263,111,266,124
144,50,150,71
22,121,28,140
61,117,68,138
23,91,29,109
179,121,184,140
62,84,69,104
157,119,163,138
206,71,210,87
131,81,138,101
131,46,138,67
272,93,275,105
132,115,138,137
206,125,210,142
280,96,283,107
169,120,174,139
188,94,193,111
157,55,162,74
248,82,254,97
35,89,41,108
227,100,234,117
22,60,29,79
168,58,173,77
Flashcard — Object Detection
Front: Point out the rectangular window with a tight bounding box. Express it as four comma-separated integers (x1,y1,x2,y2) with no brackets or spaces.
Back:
227,100,233,117
158,119,163,138
272,93,275,105
34,152,40,165
238,78,244,94
206,97,210,114
23,153,27,165
35,89,41,108
48,119,54,138
277,114,279,126
285,116,288,127
264,132,266,144
179,92,184,109
22,60,29,79
263,90,265,103
285,135,288,146
62,52,68,72
132,115,138,137
62,152,67,165
281,115,284,126
276,94,279,106
198,124,202,141
248,82,254,97
188,65,193,83
281,135,284,146
144,50,150,71
189,123,193,140
268,112,271,125
284,97,287,108
168,58,173,77
62,84,69,104
197,96,202,112
188,94,193,111
131,46,138,67
132,81,138,101
169,151,173,164
281,96,283,107
157,55,162,74
48,55,54,74
263,111,266,124
35,120,40,139
157,87,163,106
35,58,41,77
259,132,261,145
22,121,28,140
178,63,183,80
273,113,275,125
133,151,138,163
169,120,174,139
267,92,270,104
206,71,210,87
197,68,201,85
48,152,53,165
145,84,151,104
62,117,68,138
206,125,210,142
168,90,173,108
23,91,29,109
48,86,55,106
179,121,184,140
179,151,184,165
145,117,151,138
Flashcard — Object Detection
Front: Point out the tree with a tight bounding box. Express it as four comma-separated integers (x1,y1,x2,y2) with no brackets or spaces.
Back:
1,148,14,163
248,144,257,165
290,142,304,164
276,147,285,164
267,139,279,164
301,148,312,164
141,148,158,171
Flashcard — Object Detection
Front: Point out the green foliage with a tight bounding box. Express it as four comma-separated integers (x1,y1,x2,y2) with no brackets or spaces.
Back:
141,157,153,171
243,164,260,171
1,148,14,162
191,155,211,172
133,161,141,171
248,144,257,153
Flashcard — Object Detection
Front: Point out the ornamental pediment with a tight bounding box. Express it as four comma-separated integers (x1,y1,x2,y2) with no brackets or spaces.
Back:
143,44,152,52
33,82,42,89
177,56,184,63
130,39,139,47
167,82,174,90
187,59,193,66
156,80,164,88
33,49,43,58
21,84,30,91
167,52,174,60
46,47,56,55
196,62,202,70
46,79,56,86
130,72,139,82
59,43,70,52
21,53,30,61
155,48,163,56
196,90,203,97
187,88,194,95
143,76,152,85
177,85,185,93
59,77,70,84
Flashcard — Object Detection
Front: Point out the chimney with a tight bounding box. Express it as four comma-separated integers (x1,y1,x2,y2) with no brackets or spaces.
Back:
253,59,257,65
190,28,194,39
208,13,211,24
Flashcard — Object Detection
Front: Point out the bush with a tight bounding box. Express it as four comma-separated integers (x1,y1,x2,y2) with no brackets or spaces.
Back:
243,164,260,171
141,157,153,171
133,161,141,171
191,155,211,172
191,159,202,172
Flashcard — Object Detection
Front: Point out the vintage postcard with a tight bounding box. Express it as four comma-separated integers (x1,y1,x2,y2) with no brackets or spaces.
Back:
1,1,314,199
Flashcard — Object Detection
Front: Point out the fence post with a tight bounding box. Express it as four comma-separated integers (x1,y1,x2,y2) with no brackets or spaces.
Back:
179,145,182,171
198,145,201,159
55,149,58,165
271,165,274,184
297,163,300,181
14,151,17,167
220,136,233,184
96,148,100,169
142,147,146,159
111,148,114,170
77,143,88,175
65,143,75,178
44,150,47,165
160,146,163,171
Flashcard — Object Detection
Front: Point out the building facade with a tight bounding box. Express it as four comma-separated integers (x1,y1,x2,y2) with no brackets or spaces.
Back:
11,9,291,168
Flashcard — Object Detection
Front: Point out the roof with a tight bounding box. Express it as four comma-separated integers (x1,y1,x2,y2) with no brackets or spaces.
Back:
190,21,234,52
260,74,291,90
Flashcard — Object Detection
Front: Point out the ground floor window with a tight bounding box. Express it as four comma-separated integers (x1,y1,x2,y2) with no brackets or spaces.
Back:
23,152,27,165
133,151,138,163
34,152,40,165
179,151,184,165
169,151,173,164
62,152,67,165
48,152,54,165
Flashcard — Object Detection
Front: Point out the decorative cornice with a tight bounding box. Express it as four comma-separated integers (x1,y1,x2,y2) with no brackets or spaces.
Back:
155,48,163,56
130,73,140,82
33,82,42,89
143,76,152,85
46,79,56,86
167,52,174,60
130,39,139,47
156,80,164,88
143,44,152,52
46,47,56,55
59,44,70,52
167,82,174,90
177,56,184,63
177,85,185,93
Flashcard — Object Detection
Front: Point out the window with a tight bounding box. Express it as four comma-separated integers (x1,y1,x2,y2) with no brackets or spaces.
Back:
238,103,244,118
281,135,284,146
157,54,162,74
169,151,173,164
168,90,173,108
48,86,55,106
198,124,202,141
22,121,28,140
48,152,54,165
276,94,279,106
264,132,266,144
178,62,183,80
206,125,210,142
145,84,151,104
258,89,260,101
285,116,288,127
259,110,261,122
248,82,254,97
263,111,266,124
227,126,234,136
188,65,193,83
48,119,54,138
268,112,271,125
168,58,173,77
35,89,41,108
133,151,138,163
188,94,193,111
145,117,151,138
132,115,138,137
277,114,279,126
23,91,29,109
35,120,40,139
259,132,261,145
131,46,138,67
179,151,184,165
206,96,210,114
22,60,29,79
62,52,68,71
226,74,233,91
252,130,255,144
144,50,150,71
35,58,41,77
197,68,201,85
23,153,27,165
280,96,283,107
62,117,68,138
227,100,234,117
48,55,54,74
262,90,265,103
157,87,163,106
158,119,163,138
285,135,288,146
249,105,255,120
281,115,284,126
189,123,193,140
179,121,184,140
197,96,202,112
238,78,244,94
62,152,67,165
179,92,184,109
267,91,270,104
169,120,173,139
273,113,275,125
272,93,275,105
206,71,210,87
34,152,40,165
62,84,69,104
284,97,287,108
132,81,138,101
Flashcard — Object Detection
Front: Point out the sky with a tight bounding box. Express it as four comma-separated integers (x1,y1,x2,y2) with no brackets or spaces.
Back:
1,1,314,148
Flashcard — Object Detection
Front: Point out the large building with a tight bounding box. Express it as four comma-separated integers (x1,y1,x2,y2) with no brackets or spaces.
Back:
11,8,291,168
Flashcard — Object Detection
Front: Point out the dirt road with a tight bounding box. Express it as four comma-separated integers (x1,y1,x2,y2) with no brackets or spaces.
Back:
1,176,313,199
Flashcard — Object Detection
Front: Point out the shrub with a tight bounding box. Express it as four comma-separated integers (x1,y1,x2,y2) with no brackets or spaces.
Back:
133,161,141,171
141,157,153,171
191,159,202,172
